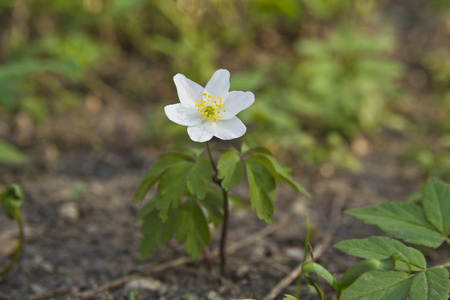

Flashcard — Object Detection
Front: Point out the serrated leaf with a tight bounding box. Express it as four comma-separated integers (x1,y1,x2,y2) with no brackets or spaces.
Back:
334,236,426,271
347,202,444,248
139,237,158,261
159,209,176,245
155,161,193,221
410,268,450,300
303,261,339,290
246,155,282,184
175,198,211,258
217,151,243,191
187,156,212,199
139,210,163,260
267,156,311,198
201,190,223,226
243,146,311,198
245,159,276,224
243,146,274,156
422,178,450,236
229,194,248,209
135,197,158,221
0,140,26,163
341,270,412,299
132,156,186,203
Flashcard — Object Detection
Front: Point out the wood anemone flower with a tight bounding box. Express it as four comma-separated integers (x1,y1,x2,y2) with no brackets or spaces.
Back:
164,69,255,142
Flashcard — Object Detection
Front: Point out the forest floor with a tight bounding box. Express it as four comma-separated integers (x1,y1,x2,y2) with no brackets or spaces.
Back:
0,114,437,300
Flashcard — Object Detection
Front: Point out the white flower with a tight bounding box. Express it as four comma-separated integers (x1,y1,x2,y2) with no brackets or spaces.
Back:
164,69,255,143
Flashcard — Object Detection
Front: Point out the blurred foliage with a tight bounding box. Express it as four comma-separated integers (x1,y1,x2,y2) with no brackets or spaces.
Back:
0,0,449,173
233,24,404,170
0,140,25,163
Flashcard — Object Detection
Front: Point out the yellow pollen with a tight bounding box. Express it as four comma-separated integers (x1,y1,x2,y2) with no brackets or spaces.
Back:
195,93,225,122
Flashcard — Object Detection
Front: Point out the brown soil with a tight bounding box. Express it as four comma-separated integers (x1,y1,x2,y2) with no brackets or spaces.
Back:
0,124,429,300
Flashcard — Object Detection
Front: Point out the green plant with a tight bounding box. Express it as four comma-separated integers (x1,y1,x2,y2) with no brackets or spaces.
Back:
133,69,310,273
285,177,450,299
0,184,24,278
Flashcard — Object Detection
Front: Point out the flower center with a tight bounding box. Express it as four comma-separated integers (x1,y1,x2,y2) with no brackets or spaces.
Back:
195,92,226,122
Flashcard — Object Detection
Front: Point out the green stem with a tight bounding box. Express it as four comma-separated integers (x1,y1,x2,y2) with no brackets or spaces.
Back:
296,214,311,298
205,141,229,275
1,212,24,278
435,261,450,269
444,235,450,247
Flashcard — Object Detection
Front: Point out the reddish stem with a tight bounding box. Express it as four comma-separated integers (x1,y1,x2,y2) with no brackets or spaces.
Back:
205,141,229,275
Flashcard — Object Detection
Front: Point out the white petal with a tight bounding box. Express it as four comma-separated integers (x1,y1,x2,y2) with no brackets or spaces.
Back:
220,91,255,120
173,73,204,107
187,121,216,142
164,104,202,126
204,69,230,101
214,117,247,140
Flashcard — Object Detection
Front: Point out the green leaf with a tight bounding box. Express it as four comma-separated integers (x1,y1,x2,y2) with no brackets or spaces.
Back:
139,210,163,260
302,261,339,290
341,270,412,299
240,142,250,154
267,156,311,198
155,161,193,221
0,140,25,163
132,156,186,203
139,207,177,259
410,268,450,300
340,258,396,291
243,146,311,198
422,178,450,236
186,156,212,199
228,194,248,209
217,151,243,191
334,236,426,271
243,145,274,157
245,159,276,224
341,268,450,300
135,197,158,221
0,184,23,220
282,295,298,300
188,148,204,158
346,202,444,248
159,209,176,245
304,276,325,300
246,155,282,184
175,198,211,258
201,190,223,226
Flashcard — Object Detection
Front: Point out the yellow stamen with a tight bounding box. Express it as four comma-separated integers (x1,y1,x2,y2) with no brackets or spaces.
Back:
195,92,225,122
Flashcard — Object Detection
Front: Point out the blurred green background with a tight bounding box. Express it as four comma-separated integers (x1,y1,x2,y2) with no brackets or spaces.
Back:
0,0,449,176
